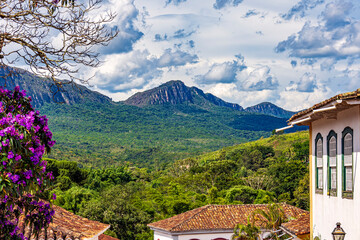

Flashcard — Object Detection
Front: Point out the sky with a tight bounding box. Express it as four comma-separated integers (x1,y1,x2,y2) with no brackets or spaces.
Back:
83,0,360,111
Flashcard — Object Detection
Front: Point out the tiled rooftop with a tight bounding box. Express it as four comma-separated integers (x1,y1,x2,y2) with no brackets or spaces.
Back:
289,88,360,122
21,203,109,240
148,204,308,233
281,212,310,235
99,234,120,240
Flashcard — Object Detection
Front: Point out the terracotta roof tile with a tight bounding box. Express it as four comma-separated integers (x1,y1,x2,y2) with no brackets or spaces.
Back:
281,212,310,235
289,88,360,122
148,204,308,233
20,203,109,240
99,234,120,240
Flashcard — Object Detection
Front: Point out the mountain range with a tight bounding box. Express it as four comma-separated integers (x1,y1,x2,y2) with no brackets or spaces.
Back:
0,67,302,167
0,67,294,118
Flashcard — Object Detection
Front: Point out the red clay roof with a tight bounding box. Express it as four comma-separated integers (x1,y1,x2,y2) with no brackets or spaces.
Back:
281,212,310,235
99,234,120,240
22,203,109,240
289,88,360,122
148,204,308,233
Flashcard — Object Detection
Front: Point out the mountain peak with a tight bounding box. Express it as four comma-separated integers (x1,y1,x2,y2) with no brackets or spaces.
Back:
245,102,295,118
124,80,193,106
160,80,185,86
124,80,243,111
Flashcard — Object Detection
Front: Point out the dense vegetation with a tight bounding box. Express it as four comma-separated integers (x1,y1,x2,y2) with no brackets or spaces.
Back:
40,102,297,168
46,131,310,240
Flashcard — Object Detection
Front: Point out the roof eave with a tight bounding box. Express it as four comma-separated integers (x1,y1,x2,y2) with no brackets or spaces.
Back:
288,89,360,124
84,225,110,240
149,227,235,235
288,99,360,126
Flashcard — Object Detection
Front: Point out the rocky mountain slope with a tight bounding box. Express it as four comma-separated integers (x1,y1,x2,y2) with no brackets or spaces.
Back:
0,66,111,107
124,80,243,111
124,81,297,119
245,102,295,119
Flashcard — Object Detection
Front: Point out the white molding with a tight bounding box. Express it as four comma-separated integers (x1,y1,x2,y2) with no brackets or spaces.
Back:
151,228,234,236
84,225,110,240
312,105,337,113
275,125,293,132
291,116,312,125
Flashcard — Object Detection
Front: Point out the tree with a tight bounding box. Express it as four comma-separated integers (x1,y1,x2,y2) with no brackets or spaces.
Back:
0,0,117,91
251,203,285,240
293,172,309,210
80,185,151,240
232,218,260,240
0,86,55,239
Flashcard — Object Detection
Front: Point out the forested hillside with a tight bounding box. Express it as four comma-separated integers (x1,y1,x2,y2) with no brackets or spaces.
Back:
40,101,295,168
45,131,310,240
0,68,307,168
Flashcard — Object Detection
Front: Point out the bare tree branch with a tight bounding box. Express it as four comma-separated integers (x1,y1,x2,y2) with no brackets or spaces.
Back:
0,0,118,93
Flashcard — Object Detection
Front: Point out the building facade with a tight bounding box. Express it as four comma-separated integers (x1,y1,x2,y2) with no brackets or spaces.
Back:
286,89,360,239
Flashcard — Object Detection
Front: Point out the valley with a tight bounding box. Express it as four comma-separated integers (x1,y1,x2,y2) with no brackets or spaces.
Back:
47,131,310,239
0,67,310,240
0,67,305,168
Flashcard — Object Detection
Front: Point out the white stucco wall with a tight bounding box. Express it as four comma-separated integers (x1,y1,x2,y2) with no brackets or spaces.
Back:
177,232,232,240
153,230,233,240
154,231,177,240
311,106,360,239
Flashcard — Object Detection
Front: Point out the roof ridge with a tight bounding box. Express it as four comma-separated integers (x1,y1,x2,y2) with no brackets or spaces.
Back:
170,204,212,231
170,204,270,232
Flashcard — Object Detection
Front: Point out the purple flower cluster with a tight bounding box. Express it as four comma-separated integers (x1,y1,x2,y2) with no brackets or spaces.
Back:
0,86,56,239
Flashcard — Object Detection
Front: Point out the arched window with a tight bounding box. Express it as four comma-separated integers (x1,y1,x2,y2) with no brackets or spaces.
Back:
327,130,337,196
212,238,228,240
342,127,353,198
315,133,323,193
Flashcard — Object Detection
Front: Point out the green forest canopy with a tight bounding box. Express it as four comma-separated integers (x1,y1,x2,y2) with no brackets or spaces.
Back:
45,131,310,240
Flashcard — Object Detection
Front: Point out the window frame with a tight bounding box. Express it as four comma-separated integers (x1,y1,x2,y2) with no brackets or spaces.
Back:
327,130,337,197
342,127,354,199
315,133,324,194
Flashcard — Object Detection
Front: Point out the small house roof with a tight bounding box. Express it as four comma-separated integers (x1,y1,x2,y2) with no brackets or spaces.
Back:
288,88,360,124
22,203,110,240
99,234,120,240
281,212,310,236
148,204,308,233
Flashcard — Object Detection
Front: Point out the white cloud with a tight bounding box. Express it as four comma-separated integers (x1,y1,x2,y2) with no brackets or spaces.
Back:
207,83,278,108
277,87,332,111
80,0,360,110
276,1,360,61
92,50,161,92
157,48,198,68
286,72,317,92
238,66,279,91
88,0,144,54
91,47,199,93
195,56,246,84
281,0,325,20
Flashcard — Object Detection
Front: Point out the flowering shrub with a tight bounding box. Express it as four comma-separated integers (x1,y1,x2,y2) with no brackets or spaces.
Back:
0,86,55,239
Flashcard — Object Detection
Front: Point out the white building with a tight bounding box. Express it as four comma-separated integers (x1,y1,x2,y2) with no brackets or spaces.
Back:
148,204,309,240
285,88,360,239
